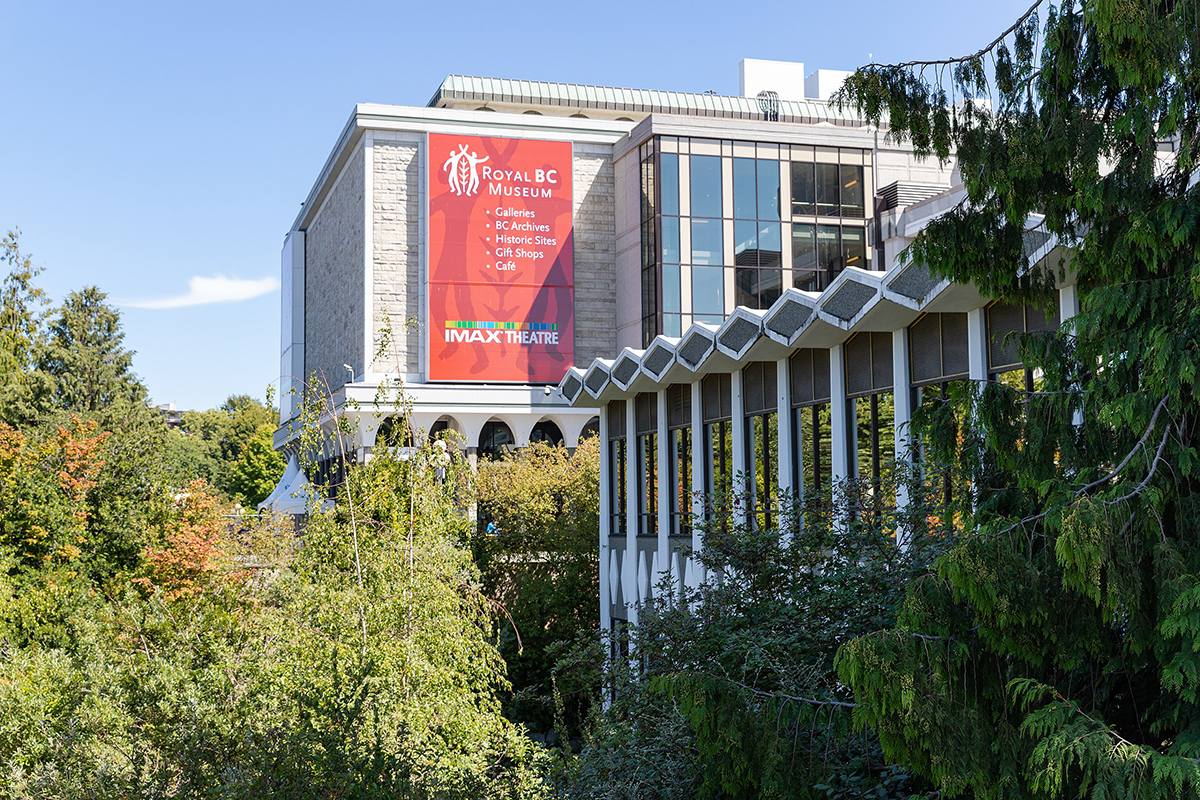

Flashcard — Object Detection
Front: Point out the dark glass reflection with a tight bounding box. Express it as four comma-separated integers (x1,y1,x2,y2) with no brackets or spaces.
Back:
843,226,866,270
816,163,840,216
733,157,756,219
663,264,681,313
757,159,780,220
690,155,722,218
734,220,758,266
692,265,724,314
660,153,680,216
758,222,782,268
841,164,865,218
791,162,815,215
662,216,680,263
793,223,819,291
691,218,723,265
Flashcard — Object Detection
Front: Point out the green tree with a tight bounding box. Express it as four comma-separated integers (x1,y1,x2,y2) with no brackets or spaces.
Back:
474,437,600,738
37,286,144,413
227,423,285,508
558,479,940,800
165,396,278,496
834,2,1200,797
0,231,51,425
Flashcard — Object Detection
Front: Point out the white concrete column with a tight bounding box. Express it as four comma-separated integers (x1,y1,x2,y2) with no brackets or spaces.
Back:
1060,284,1083,427
689,380,705,589
830,345,850,483
599,408,611,634
731,369,747,527
967,307,988,382
775,358,794,539
624,400,638,627
892,328,913,549
656,390,671,596
362,132,375,380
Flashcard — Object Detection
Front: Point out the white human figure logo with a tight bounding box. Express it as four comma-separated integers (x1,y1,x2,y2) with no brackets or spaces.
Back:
442,144,490,196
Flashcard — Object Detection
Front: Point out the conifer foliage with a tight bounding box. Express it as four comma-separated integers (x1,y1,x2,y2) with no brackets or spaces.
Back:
834,2,1200,796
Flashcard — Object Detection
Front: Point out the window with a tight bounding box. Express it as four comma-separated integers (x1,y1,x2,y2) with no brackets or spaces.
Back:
635,393,658,536
640,148,657,347
691,218,723,265
845,333,896,512
607,401,627,537
732,158,783,309
816,163,841,216
743,362,779,529
667,384,692,537
529,420,563,446
692,265,724,320
790,152,870,283
841,164,865,218
690,155,722,218
660,153,680,216
791,162,816,215
479,420,514,460
702,374,733,509
789,349,832,505
793,223,865,291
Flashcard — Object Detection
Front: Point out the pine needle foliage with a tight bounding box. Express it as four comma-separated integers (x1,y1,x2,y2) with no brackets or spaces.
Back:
833,2,1200,797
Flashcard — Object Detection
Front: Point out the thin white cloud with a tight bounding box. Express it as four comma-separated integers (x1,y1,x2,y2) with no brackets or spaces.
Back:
121,274,280,309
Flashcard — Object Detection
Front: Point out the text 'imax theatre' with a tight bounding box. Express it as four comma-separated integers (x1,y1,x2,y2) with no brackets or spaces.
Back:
273,59,1075,635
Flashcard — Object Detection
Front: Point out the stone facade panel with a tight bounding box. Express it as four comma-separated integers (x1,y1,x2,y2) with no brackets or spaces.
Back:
305,140,365,394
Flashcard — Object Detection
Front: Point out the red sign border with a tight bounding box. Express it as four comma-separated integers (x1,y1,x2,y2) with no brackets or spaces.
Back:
423,131,575,385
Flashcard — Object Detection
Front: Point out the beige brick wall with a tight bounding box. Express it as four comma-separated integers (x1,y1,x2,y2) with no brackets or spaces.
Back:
371,140,421,376
305,139,365,394
571,144,617,367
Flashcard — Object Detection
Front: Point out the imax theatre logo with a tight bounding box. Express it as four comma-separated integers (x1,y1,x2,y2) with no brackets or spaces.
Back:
441,144,489,197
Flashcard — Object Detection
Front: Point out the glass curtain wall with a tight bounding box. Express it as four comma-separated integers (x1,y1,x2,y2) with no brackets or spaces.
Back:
701,373,733,521
908,313,974,520
791,148,870,292
741,362,779,529
789,348,832,516
639,143,658,346
667,384,692,537
635,393,658,536
641,139,873,338
844,332,896,514
606,401,627,537
733,158,783,310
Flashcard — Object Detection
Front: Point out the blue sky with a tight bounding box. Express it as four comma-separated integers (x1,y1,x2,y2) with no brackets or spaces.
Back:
0,0,1031,411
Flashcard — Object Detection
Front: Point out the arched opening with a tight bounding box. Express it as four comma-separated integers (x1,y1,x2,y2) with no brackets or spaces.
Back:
429,416,454,442
478,420,515,459
616,117,634,122
475,106,497,112
569,112,588,118
579,416,600,440
374,415,412,448
529,420,564,447
522,110,543,115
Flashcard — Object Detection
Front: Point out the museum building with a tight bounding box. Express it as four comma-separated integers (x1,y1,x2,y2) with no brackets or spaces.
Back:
275,59,954,465
270,60,1074,636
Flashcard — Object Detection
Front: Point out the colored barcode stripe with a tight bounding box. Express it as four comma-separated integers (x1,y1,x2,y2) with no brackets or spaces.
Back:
445,321,558,331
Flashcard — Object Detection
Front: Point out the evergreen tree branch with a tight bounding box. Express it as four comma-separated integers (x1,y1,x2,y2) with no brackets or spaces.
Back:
865,0,1047,71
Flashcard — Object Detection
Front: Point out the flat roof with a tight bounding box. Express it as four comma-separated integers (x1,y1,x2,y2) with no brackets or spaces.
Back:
429,74,876,127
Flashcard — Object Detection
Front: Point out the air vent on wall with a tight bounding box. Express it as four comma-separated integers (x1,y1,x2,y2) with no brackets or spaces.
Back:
877,181,949,211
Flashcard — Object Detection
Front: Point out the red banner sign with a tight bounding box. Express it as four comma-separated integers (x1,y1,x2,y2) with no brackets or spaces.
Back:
427,133,574,382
